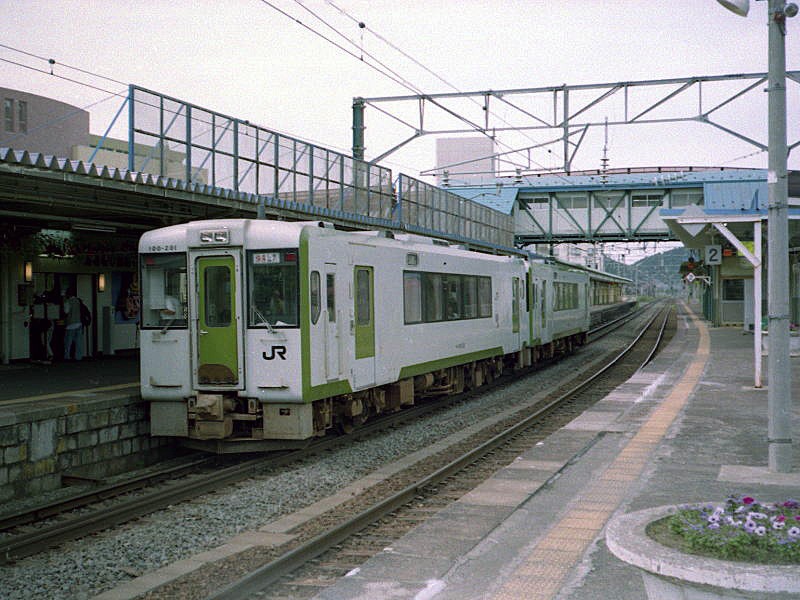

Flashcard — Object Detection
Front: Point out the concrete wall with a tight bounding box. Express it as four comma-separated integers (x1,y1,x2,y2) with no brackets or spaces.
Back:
0,393,176,502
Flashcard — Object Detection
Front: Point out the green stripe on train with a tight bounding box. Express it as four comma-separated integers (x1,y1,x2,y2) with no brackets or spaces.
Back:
398,347,504,380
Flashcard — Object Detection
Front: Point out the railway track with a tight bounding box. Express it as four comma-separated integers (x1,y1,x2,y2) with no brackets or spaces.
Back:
143,303,674,600
0,303,660,568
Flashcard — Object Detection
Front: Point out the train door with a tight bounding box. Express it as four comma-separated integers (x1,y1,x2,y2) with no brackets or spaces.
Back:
324,264,340,380
194,254,241,387
541,278,551,342
530,273,540,343
352,265,375,388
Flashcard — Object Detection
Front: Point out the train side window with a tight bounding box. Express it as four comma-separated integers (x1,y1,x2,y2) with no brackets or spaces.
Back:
326,273,336,322
423,273,444,322
477,277,492,318
310,271,321,325
463,276,478,319
403,272,422,324
444,276,462,320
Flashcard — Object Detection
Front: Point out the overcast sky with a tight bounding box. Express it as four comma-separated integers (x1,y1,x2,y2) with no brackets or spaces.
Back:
2,0,799,179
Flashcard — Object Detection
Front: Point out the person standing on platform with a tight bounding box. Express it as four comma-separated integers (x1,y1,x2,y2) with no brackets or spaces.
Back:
63,287,83,361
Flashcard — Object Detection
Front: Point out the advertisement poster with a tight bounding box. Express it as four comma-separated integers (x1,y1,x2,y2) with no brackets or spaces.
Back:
113,272,140,324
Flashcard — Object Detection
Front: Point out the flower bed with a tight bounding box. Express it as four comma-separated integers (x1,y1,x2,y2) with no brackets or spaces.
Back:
606,502,800,597
659,495,800,564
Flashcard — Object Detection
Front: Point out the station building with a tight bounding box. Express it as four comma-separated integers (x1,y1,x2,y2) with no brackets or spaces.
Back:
1,87,194,363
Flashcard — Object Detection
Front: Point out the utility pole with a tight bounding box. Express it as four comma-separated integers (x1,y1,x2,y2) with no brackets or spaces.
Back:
766,0,793,472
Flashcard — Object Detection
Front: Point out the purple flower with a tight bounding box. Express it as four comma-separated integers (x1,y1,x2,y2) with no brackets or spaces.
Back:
708,522,720,530
755,525,767,536
742,496,755,505
788,527,800,539
782,500,799,509
744,520,757,533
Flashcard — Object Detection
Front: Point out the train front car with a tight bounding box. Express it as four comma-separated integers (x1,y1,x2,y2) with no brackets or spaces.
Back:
140,220,311,451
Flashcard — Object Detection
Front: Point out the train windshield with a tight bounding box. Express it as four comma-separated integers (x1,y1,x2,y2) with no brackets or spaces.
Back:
248,249,299,328
140,253,188,329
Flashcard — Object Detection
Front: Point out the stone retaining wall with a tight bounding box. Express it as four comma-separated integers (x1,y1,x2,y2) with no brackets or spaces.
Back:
0,393,177,502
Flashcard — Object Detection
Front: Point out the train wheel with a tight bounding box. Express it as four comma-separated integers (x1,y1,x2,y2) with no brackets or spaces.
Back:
338,411,367,435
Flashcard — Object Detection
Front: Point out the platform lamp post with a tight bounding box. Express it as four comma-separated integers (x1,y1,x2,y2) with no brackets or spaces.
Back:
718,0,795,472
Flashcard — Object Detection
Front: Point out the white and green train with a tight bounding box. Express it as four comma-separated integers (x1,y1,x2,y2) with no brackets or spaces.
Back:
139,219,626,452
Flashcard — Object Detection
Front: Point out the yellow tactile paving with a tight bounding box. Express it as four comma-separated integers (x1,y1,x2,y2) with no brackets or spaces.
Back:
546,527,601,542
491,304,710,600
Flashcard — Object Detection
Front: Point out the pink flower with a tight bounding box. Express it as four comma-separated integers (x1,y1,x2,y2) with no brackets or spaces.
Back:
742,497,755,505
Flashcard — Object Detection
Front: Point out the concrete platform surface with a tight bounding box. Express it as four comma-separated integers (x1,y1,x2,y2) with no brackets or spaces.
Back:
314,302,800,600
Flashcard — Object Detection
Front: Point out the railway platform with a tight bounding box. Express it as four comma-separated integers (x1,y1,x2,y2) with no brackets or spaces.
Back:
313,301,800,600
0,353,175,501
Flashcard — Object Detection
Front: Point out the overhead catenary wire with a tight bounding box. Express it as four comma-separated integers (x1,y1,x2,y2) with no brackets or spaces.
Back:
266,0,555,175
322,0,567,180
0,43,129,88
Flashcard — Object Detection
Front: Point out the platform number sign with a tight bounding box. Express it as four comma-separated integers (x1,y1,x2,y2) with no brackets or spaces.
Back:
705,245,722,266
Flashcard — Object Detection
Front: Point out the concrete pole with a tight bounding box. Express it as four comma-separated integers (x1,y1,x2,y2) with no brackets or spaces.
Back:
766,0,793,472
352,97,366,161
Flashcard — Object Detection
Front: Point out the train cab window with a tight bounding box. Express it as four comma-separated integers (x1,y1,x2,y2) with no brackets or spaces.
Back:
248,250,299,327
140,252,188,329
310,271,321,325
326,274,336,322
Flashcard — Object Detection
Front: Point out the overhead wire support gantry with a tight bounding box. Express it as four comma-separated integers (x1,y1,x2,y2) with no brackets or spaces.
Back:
354,71,800,174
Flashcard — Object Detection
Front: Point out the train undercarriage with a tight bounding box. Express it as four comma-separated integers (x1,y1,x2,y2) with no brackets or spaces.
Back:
179,332,587,453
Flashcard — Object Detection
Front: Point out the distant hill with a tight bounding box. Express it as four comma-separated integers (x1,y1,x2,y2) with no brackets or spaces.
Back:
602,247,692,296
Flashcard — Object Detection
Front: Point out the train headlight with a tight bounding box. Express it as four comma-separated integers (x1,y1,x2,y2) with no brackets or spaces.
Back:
200,229,230,245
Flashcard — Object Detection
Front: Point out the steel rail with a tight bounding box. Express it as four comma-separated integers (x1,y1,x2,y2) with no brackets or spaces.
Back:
588,299,658,340
639,305,673,369
207,303,671,600
0,456,214,531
